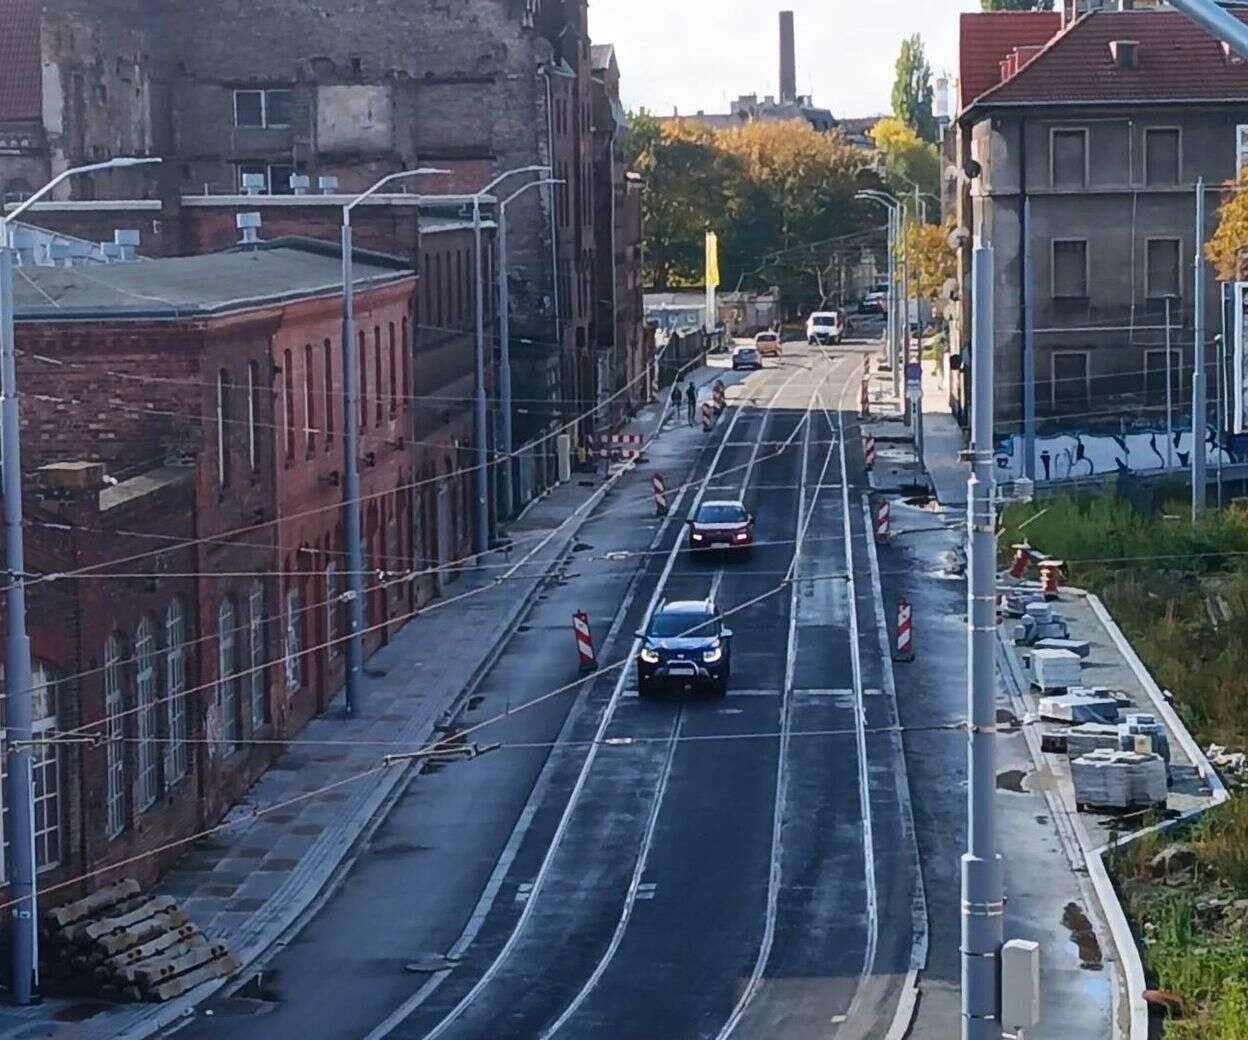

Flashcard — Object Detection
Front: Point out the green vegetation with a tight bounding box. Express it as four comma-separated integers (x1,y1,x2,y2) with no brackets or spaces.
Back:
891,34,937,144
1002,492,1248,1034
980,0,1054,10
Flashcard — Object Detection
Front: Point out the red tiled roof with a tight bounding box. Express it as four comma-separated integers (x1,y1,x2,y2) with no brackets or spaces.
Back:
972,9,1248,110
0,0,41,121
959,12,1062,113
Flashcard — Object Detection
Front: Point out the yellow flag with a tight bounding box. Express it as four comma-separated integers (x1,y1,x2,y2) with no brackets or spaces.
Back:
705,231,720,289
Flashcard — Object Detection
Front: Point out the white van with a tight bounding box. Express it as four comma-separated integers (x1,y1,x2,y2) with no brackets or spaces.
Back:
806,311,843,346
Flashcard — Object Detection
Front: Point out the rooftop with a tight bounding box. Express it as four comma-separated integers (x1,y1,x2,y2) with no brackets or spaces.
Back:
11,238,413,321
958,11,1063,112
969,9,1248,111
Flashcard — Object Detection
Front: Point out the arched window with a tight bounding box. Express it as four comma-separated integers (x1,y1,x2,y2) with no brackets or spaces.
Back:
218,599,239,754
165,598,188,782
104,635,127,838
248,581,268,729
2,661,64,874
284,585,303,691
135,616,160,811
325,561,340,658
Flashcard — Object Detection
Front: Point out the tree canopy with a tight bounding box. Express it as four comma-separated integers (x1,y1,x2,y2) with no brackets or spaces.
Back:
891,34,937,144
870,117,942,220
1206,174,1248,282
981,0,1054,9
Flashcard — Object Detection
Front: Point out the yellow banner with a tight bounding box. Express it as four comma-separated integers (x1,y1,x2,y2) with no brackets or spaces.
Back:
705,231,720,289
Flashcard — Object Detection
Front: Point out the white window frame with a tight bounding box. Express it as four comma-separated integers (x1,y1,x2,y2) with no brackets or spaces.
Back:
1237,124,1248,178
285,588,303,691
165,599,188,784
1145,237,1184,301
135,616,160,812
235,162,296,195
249,581,268,729
326,562,340,657
1050,127,1090,189
233,88,294,129
218,599,239,755
1051,238,1090,299
1,662,63,879
1143,126,1182,187
1051,351,1092,409
247,360,258,472
104,635,126,839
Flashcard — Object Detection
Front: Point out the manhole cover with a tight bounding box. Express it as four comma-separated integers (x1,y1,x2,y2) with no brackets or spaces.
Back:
405,955,461,973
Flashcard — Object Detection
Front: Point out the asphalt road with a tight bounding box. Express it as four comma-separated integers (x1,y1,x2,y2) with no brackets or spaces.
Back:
168,339,923,1040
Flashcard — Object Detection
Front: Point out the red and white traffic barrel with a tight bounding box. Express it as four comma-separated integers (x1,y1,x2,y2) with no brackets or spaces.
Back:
702,400,714,432
1040,560,1064,599
652,474,669,517
1008,544,1032,582
573,611,596,671
874,500,891,544
864,436,877,472
713,380,726,414
895,599,915,662
860,377,871,419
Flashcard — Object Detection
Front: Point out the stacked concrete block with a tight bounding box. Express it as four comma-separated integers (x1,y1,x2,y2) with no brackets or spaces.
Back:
1028,648,1083,691
1013,602,1071,646
1072,749,1168,810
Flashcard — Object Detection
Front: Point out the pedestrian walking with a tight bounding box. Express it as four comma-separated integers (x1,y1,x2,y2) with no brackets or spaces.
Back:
670,381,682,422
686,382,698,426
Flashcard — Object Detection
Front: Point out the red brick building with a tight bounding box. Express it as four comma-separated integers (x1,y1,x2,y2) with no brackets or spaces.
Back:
0,238,429,900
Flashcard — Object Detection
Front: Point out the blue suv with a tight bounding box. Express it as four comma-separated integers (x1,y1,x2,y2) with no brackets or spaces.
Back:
636,599,733,698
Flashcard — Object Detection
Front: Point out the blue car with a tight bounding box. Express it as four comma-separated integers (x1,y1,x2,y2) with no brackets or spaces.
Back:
636,599,733,698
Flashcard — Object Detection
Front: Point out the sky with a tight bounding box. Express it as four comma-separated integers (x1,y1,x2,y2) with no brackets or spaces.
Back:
591,0,983,119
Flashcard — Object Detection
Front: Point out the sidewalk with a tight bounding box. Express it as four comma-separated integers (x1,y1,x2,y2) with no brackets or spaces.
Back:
0,382,720,1040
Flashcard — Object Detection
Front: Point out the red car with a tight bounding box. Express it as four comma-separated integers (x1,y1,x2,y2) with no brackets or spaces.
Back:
688,500,755,552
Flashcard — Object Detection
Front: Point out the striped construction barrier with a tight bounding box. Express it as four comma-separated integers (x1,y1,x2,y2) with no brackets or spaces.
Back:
895,599,914,662
702,400,714,432
713,379,726,414
596,433,643,461
875,499,891,544
653,474,669,517
864,436,876,471
573,610,596,671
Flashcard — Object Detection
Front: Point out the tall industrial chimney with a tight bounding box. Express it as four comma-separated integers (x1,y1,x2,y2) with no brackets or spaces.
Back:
779,11,797,104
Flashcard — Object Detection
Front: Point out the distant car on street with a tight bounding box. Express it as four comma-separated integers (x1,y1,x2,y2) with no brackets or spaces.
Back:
754,330,783,357
688,499,754,552
858,291,886,314
636,598,733,698
731,345,763,370
806,311,843,345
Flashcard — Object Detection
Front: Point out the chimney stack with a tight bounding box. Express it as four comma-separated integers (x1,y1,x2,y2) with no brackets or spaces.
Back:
779,11,797,105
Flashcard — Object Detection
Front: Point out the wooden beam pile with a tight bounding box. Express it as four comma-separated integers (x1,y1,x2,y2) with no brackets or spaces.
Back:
41,879,239,1001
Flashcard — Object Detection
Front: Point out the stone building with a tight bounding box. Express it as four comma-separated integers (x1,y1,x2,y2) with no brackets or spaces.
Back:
951,7,1248,454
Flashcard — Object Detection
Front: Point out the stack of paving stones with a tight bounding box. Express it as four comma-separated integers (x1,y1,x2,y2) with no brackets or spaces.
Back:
1071,749,1168,811
41,879,239,1001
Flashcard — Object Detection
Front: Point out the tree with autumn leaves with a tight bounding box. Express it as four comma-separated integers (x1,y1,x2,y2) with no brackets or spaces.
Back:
1207,173,1248,282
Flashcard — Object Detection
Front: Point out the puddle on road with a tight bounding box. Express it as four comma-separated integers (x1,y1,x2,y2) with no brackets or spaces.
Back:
1062,902,1104,971
996,708,1020,731
997,769,1028,793
53,1002,112,1023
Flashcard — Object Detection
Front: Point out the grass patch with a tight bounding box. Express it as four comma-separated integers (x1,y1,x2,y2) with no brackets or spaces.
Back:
1003,491,1248,1033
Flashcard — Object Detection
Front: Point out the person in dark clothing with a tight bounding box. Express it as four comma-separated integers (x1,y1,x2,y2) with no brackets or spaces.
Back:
670,381,683,418
686,382,698,426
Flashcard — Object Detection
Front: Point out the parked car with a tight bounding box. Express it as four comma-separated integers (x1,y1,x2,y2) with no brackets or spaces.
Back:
754,330,783,357
636,598,733,698
731,345,763,370
688,499,754,552
858,292,887,315
806,311,843,345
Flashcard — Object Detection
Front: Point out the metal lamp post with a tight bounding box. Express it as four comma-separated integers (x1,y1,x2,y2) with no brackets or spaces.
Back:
857,190,902,395
2,156,162,1005
497,177,562,520
341,168,449,715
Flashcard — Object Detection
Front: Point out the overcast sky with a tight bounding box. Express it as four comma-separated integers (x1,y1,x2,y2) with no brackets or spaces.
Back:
592,0,982,119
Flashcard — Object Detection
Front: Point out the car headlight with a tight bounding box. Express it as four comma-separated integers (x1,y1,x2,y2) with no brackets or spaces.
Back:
734,531,749,541
703,644,724,664
691,532,705,541
640,647,660,664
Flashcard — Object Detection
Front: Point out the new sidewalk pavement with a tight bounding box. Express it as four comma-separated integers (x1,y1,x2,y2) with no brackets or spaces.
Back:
0,363,728,1040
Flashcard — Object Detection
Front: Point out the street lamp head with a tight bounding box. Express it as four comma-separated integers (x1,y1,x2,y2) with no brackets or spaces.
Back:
109,156,163,168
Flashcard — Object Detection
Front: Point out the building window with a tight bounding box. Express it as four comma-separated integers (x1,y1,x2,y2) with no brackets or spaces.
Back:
247,360,259,472
1144,128,1181,186
1052,240,1089,298
249,581,268,729
233,88,295,129
401,318,410,406
135,616,159,812
1238,124,1248,177
1052,352,1090,410
285,587,304,691
104,634,127,839
165,598,188,784
216,369,231,488
1,662,63,878
1146,238,1182,300
303,343,316,455
374,328,384,425
236,162,296,195
323,339,335,447
358,331,368,431
326,562,340,657
218,598,239,755
423,257,433,327
388,323,398,418
283,348,295,460
1051,128,1088,189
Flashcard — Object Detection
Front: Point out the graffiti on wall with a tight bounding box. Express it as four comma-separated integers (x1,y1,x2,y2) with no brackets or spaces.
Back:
995,428,1232,482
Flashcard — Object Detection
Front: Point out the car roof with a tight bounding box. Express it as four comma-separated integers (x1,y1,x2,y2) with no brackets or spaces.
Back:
809,312,838,320
733,344,757,351
756,331,778,338
657,599,715,615
699,499,746,510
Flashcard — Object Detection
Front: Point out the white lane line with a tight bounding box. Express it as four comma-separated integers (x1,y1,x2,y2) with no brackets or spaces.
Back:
713,352,852,1040
398,366,796,1040
535,364,815,1040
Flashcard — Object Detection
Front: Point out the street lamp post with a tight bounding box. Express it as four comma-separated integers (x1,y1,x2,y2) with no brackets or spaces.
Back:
468,166,549,555
857,190,902,397
497,177,562,520
341,168,449,716
2,157,162,1005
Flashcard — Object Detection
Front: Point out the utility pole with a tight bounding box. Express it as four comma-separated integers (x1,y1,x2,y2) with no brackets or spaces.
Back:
1193,178,1207,520
1165,296,1175,470
963,241,1004,1040
2,156,161,1006
342,168,448,713
902,206,913,427
1022,198,1037,482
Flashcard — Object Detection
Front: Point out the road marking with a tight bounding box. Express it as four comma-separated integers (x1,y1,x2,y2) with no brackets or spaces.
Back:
635,883,657,901
515,883,534,904
393,365,802,1040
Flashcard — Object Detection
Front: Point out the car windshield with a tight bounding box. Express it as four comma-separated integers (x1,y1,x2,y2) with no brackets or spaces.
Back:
811,314,837,324
757,334,777,342
697,504,747,524
649,611,715,638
